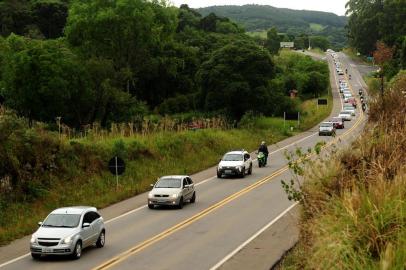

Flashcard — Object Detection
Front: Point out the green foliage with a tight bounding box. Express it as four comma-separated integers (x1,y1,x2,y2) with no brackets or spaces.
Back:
0,0,68,38
272,51,330,98
265,27,281,55
346,0,405,76
197,39,275,119
310,36,330,51
0,1,331,126
197,5,347,49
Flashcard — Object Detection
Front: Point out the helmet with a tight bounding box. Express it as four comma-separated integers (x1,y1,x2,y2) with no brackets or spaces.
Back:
261,141,266,145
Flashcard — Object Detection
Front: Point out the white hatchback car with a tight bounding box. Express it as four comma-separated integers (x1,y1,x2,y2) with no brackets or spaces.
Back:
217,150,253,178
148,175,196,209
30,206,105,260
339,111,353,121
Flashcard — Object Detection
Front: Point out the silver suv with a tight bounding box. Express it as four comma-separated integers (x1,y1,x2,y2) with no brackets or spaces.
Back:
148,175,196,209
217,150,253,178
30,206,105,260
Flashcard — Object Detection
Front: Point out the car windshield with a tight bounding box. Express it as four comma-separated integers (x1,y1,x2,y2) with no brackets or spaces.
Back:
321,123,333,127
341,111,351,115
222,154,243,161
43,214,81,228
332,118,341,122
155,178,181,188
344,107,354,110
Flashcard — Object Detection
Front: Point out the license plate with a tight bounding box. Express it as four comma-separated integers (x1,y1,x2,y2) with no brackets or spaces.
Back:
42,247,52,253
225,170,232,173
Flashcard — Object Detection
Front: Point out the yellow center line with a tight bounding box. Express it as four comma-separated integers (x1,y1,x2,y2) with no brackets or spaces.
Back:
93,70,365,270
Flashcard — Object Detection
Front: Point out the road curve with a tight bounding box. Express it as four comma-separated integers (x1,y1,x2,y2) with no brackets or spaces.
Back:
0,52,367,270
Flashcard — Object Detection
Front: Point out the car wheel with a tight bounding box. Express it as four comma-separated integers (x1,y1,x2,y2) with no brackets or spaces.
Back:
178,197,184,209
148,204,154,209
240,167,245,178
248,164,252,175
217,172,222,178
71,241,82,260
31,253,41,260
96,230,105,248
190,192,196,203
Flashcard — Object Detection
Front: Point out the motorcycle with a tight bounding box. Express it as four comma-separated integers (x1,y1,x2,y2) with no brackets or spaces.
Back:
257,152,267,167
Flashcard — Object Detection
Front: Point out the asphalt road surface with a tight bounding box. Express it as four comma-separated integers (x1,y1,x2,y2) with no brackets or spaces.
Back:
0,52,368,270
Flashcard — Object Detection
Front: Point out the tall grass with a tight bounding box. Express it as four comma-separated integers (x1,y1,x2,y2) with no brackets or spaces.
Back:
0,85,333,245
277,71,406,269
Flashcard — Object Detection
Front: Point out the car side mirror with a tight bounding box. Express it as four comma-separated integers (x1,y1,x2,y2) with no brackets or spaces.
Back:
150,184,154,188
38,222,43,227
82,223,90,228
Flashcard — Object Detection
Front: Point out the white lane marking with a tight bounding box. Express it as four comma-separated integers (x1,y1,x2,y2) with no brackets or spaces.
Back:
0,254,30,269
209,203,299,270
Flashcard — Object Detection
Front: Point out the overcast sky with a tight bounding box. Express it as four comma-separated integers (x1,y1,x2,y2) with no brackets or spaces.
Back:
170,0,348,16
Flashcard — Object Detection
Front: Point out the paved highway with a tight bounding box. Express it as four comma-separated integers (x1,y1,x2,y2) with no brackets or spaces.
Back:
0,52,368,270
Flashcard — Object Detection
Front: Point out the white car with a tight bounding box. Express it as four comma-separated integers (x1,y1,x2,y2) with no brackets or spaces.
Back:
343,93,352,102
217,150,253,178
339,111,352,121
343,106,356,116
319,122,336,136
148,175,196,209
30,207,105,260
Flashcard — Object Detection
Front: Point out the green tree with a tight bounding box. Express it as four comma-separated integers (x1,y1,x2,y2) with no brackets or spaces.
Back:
65,0,178,95
31,0,68,39
197,40,275,119
265,27,281,55
310,36,330,51
0,0,33,37
2,35,93,125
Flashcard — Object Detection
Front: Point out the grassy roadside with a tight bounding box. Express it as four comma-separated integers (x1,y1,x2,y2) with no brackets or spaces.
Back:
342,47,373,65
277,71,406,269
0,89,333,246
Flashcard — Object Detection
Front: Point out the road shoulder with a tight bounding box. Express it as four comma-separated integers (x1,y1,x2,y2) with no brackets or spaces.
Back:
218,205,300,270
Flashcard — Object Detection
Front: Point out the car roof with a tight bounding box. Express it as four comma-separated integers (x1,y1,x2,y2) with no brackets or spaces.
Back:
225,150,247,154
160,175,189,180
52,206,97,215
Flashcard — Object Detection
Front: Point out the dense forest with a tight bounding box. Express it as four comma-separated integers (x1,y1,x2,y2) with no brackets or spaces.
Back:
197,5,348,49
346,0,406,78
0,0,329,127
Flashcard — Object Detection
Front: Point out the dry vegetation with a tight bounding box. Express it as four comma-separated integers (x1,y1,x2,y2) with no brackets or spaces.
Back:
278,71,406,269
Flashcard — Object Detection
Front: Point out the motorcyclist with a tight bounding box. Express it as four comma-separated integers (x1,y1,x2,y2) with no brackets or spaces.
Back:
258,141,269,166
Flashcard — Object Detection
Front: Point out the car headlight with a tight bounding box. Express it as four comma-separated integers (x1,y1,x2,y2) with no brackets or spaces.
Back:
30,235,37,244
171,193,178,198
218,165,223,170
62,236,73,244
236,166,243,171
148,192,153,198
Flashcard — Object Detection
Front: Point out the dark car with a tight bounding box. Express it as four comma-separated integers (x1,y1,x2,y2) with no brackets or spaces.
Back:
330,117,345,129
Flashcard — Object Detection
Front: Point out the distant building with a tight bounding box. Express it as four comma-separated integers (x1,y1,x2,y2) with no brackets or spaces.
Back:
280,42,294,48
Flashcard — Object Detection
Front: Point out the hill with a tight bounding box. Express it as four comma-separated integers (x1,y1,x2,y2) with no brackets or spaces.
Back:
197,5,348,49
